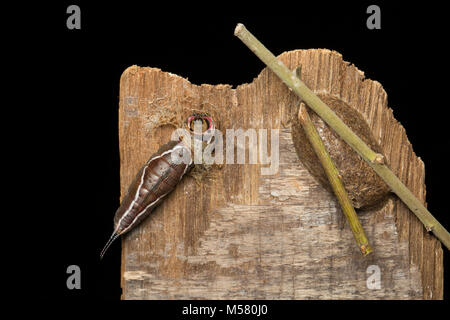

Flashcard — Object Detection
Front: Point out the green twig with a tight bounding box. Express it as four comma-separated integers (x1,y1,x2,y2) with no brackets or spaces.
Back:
298,102,372,256
234,23,450,250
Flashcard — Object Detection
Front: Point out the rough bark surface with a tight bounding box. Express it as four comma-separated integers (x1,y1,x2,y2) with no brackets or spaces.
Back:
118,49,443,299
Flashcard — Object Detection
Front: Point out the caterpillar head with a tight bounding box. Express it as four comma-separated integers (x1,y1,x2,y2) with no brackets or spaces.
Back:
186,112,216,144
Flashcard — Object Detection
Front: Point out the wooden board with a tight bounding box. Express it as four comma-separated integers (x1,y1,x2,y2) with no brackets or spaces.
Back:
118,49,443,299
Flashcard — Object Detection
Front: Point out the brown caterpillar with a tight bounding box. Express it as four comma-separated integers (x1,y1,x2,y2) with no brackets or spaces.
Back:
100,113,215,259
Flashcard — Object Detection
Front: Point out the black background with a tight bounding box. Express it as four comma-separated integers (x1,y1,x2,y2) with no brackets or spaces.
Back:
19,0,449,310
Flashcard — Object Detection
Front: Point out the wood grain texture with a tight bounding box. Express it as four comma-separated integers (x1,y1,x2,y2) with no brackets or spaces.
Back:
118,49,443,299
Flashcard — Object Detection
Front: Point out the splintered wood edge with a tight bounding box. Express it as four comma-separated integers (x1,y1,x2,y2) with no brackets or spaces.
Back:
118,48,443,299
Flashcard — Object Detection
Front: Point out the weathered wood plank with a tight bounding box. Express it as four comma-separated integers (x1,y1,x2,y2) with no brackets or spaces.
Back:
119,49,443,299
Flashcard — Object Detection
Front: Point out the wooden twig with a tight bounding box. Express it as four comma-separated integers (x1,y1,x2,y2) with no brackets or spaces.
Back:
298,102,372,256
234,23,450,250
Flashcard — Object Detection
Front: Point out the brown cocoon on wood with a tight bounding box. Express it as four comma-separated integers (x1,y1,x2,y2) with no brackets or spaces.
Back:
291,94,390,209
